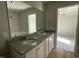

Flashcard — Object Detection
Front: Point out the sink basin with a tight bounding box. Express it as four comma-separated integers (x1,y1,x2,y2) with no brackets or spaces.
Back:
31,42,37,46
22,41,29,45
26,36,38,40
22,40,38,46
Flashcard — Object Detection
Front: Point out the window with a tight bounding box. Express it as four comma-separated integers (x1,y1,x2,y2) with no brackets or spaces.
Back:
28,13,36,34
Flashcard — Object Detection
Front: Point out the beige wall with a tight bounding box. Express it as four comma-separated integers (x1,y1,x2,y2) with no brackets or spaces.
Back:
75,5,79,57
44,3,57,31
0,2,10,57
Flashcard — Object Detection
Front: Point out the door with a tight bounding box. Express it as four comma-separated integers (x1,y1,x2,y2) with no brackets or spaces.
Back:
49,37,52,53
57,5,78,52
28,13,36,34
51,34,54,49
25,48,36,58
45,38,49,57
36,42,45,58
49,34,54,53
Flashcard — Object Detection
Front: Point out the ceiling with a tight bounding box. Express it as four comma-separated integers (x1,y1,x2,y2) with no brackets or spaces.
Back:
58,5,78,16
7,1,31,12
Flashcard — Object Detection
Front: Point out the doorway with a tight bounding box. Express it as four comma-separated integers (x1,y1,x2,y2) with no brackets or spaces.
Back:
56,5,78,52
28,13,37,34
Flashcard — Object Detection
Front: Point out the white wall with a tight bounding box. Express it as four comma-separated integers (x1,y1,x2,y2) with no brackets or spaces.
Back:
8,11,29,37
19,11,28,32
8,11,20,32
58,15,78,37
25,1,44,11
58,5,78,37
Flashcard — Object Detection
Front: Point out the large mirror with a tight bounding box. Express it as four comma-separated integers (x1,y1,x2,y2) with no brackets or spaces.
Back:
7,1,44,38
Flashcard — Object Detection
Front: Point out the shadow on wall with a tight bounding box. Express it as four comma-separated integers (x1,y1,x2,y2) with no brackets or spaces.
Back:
0,39,10,57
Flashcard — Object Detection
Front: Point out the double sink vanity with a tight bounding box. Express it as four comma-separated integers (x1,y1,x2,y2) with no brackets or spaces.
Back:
8,31,55,58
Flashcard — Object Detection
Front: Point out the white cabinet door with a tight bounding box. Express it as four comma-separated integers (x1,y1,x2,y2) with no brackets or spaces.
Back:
51,34,54,49
25,34,55,58
25,48,36,58
48,34,54,53
48,37,53,53
25,41,46,58
45,38,49,57
36,42,45,58
43,41,46,58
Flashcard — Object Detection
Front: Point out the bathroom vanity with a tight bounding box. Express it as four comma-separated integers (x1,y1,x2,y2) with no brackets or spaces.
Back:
6,1,55,58
8,32,54,58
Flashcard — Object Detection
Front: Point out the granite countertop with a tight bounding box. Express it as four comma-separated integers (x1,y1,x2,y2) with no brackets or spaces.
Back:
8,32,54,55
